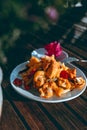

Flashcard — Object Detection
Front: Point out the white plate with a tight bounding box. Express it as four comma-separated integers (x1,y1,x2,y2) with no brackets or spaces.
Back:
10,62,87,103
31,48,68,61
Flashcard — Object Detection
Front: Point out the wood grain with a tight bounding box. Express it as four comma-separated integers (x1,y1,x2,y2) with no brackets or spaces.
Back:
0,101,26,130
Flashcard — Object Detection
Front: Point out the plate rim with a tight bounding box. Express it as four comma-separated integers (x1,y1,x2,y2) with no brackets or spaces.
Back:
10,61,87,103
31,48,68,60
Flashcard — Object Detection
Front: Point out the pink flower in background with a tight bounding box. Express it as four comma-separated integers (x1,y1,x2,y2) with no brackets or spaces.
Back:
45,6,59,22
44,41,62,57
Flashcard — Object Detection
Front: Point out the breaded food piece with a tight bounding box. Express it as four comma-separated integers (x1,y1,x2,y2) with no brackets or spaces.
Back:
41,55,55,62
57,78,71,89
39,80,70,98
34,71,46,88
67,68,76,79
26,56,40,67
73,77,85,89
39,87,53,98
49,82,70,97
45,60,60,79
48,81,58,91
55,87,70,97
39,82,54,98
41,55,56,71
60,63,69,71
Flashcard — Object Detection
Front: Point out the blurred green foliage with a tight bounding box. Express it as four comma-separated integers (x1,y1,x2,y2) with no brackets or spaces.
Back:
0,0,83,64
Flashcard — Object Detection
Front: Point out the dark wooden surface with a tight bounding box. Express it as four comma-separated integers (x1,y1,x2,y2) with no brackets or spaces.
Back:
0,7,87,130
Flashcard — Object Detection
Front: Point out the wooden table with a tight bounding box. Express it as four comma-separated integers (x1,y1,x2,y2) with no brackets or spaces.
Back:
0,7,87,130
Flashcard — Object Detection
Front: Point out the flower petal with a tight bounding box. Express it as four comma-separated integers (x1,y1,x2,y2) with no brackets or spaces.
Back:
44,41,62,57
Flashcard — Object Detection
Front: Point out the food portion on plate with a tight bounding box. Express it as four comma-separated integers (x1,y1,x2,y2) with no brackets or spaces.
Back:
13,55,86,99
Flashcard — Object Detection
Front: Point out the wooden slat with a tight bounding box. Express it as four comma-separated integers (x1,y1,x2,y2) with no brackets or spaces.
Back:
13,101,58,130
0,101,26,130
41,103,86,130
62,44,87,59
65,97,87,124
